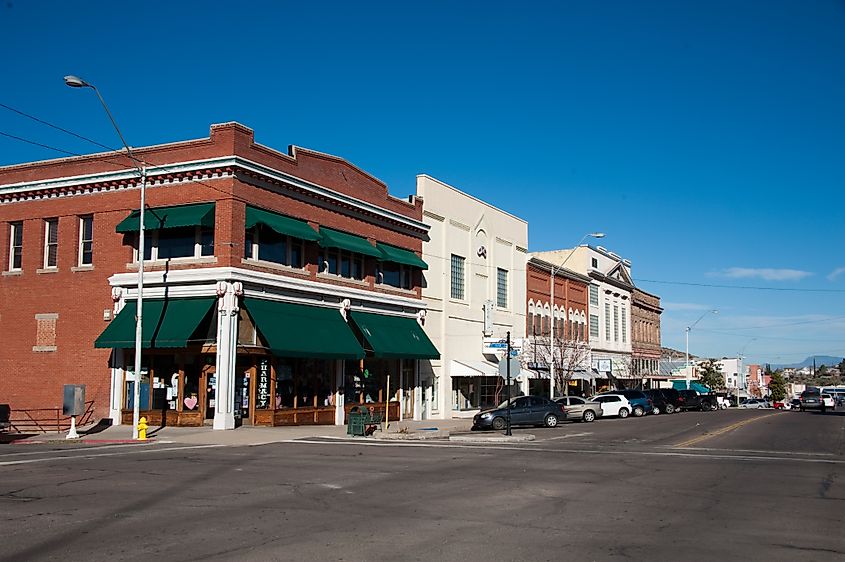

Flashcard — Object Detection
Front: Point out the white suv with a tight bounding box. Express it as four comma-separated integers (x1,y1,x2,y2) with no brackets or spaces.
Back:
589,394,632,418
822,394,835,409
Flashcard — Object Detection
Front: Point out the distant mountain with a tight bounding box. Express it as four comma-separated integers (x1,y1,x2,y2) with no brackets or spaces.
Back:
771,355,843,370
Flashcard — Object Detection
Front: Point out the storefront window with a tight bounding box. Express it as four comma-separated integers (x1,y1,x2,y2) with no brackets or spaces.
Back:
452,376,520,411
343,359,400,405
274,358,334,409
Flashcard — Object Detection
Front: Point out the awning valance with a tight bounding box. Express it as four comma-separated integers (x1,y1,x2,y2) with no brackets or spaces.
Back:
349,311,439,360
94,298,216,348
318,227,381,258
450,360,500,377
245,206,321,241
377,243,428,270
116,203,215,233
244,298,364,360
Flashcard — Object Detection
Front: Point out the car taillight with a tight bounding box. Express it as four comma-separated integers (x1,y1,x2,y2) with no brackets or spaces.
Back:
560,405,566,414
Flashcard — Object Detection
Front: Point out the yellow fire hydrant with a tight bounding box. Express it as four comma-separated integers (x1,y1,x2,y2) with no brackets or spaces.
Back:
137,416,148,441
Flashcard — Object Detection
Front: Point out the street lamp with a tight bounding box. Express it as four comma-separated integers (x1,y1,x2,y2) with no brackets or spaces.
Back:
736,338,757,406
549,232,604,399
65,75,147,440
685,309,718,389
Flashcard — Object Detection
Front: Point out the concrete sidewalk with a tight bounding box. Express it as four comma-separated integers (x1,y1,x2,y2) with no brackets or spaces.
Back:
8,418,473,447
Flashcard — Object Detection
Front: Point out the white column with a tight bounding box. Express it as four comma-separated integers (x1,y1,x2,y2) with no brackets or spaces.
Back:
335,360,345,426
108,288,126,425
413,361,423,421
213,281,242,430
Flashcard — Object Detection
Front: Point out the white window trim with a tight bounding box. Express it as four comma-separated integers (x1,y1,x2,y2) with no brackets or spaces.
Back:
450,254,466,301
134,226,212,262
78,215,93,267
496,267,508,309
320,248,366,282
43,218,58,270
377,261,413,290
246,227,305,270
8,221,22,272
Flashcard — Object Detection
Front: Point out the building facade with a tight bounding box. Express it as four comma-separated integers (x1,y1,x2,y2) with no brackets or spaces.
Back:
0,122,438,429
631,288,663,384
533,245,634,389
416,175,527,418
524,257,591,397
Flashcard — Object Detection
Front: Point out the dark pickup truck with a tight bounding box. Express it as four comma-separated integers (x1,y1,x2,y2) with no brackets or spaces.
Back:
677,390,718,412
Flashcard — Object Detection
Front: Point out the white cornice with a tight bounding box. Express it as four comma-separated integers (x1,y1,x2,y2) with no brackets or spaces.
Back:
0,155,429,233
107,266,427,312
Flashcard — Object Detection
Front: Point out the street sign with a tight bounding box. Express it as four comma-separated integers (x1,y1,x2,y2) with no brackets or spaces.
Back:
498,358,521,378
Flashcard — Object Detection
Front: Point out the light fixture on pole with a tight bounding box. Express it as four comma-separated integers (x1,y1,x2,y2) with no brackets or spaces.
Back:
736,338,757,407
549,232,604,399
65,75,147,440
684,309,718,389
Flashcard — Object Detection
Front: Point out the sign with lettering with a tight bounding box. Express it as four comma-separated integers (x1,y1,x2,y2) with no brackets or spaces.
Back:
257,358,271,409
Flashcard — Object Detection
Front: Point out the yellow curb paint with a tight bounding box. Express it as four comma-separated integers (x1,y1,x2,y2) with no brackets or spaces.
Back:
674,413,776,448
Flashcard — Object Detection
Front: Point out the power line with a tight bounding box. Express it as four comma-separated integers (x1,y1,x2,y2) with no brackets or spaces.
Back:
0,101,117,152
635,278,845,293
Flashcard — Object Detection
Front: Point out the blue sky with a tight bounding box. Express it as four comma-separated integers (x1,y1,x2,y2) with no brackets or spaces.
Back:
1,0,844,365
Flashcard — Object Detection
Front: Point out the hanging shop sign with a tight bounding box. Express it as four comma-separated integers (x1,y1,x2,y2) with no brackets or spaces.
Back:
257,358,271,409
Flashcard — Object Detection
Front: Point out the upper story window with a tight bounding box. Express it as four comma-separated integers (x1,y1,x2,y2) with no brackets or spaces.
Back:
591,257,599,268
613,305,619,342
117,203,215,263
8,221,22,271
320,249,365,281
621,305,627,343
245,225,304,268
139,227,214,261
78,215,93,266
379,261,412,289
604,302,611,340
496,268,508,308
589,285,599,306
589,314,599,338
450,254,465,300
43,218,58,269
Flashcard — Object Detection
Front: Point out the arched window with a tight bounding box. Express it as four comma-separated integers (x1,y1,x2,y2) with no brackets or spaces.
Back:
527,301,535,336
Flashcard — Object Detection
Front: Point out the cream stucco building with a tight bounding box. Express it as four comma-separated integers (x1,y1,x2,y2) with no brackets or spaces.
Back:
416,175,528,419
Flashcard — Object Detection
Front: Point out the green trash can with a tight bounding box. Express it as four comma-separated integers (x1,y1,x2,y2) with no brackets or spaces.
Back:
347,412,365,436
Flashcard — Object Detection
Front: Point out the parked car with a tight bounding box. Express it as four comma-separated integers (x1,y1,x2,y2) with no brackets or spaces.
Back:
677,389,718,411
658,388,684,413
589,394,631,418
598,390,652,417
472,396,564,430
799,389,823,412
555,396,603,422
821,394,835,410
740,398,768,409
772,400,789,410
642,389,669,414
790,398,802,411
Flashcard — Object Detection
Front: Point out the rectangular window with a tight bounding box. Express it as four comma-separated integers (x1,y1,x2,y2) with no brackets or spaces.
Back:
589,285,599,306
78,215,93,266
591,257,598,268
319,249,366,281
621,305,627,343
43,218,58,269
496,268,508,308
9,221,22,271
613,305,619,342
450,254,465,300
604,302,611,340
380,261,412,289
590,314,599,338
138,226,214,261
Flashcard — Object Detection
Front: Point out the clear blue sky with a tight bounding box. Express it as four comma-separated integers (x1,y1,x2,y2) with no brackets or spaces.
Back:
2,0,844,366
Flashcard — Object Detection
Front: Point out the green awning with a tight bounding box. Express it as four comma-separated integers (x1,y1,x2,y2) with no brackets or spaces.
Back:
349,311,439,360
377,243,428,270
318,227,381,258
116,203,215,233
94,298,216,348
244,298,364,359
245,206,321,241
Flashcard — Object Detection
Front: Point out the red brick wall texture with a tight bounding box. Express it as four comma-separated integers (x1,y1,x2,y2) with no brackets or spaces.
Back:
0,123,426,418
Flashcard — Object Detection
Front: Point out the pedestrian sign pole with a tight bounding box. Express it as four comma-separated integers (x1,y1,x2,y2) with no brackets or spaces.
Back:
506,331,512,436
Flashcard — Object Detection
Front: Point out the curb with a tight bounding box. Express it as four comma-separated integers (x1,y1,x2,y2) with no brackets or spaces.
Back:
373,430,449,440
449,433,535,443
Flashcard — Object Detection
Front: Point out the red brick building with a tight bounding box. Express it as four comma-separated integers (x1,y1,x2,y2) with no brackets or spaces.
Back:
0,122,437,429
524,257,591,396
631,288,663,383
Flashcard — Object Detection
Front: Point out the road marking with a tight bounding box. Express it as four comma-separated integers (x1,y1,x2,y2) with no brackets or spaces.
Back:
677,446,835,457
673,413,777,448
0,442,154,458
278,438,845,464
541,432,593,441
0,444,225,467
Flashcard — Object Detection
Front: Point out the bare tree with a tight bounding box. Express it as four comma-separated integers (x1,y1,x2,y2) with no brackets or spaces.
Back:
524,329,591,397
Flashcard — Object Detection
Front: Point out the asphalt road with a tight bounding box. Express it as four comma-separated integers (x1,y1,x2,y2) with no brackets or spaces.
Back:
1,408,843,561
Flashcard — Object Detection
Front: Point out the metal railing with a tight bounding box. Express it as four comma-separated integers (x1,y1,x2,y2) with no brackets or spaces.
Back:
8,401,96,434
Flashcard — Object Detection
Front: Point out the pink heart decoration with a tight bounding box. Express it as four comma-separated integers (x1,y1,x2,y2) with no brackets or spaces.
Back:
184,396,198,410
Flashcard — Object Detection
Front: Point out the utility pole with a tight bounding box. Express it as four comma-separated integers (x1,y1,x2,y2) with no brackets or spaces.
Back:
506,331,512,436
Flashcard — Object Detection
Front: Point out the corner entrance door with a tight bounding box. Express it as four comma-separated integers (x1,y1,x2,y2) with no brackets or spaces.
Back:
235,359,253,426
203,365,216,421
